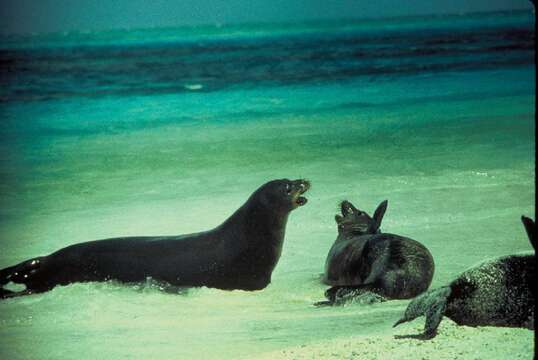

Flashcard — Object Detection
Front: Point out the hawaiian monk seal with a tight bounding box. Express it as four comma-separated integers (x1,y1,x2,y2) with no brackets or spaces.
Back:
0,179,310,299
393,216,535,339
317,200,434,305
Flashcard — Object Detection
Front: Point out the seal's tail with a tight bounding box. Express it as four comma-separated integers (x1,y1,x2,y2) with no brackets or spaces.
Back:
393,286,451,339
0,257,45,299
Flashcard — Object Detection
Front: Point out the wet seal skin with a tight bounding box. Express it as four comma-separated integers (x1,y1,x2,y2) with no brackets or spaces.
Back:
316,200,435,306
394,216,535,339
0,179,310,299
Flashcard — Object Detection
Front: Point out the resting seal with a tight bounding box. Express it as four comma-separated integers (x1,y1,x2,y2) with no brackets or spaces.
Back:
316,200,434,305
393,216,535,339
0,178,310,299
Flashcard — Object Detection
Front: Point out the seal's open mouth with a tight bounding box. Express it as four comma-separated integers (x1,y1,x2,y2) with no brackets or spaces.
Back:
340,200,356,216
292,180,310,207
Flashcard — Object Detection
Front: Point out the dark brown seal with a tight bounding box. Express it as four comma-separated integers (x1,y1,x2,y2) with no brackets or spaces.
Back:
0,179,310,299
393,216,535,339
317,200,434,305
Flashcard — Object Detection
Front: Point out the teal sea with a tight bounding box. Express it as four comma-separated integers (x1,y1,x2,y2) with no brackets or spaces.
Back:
0,10,535,359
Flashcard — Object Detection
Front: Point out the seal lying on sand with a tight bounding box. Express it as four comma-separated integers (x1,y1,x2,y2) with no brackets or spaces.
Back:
393,216,535,339
0,179,310,299
316,200,434,306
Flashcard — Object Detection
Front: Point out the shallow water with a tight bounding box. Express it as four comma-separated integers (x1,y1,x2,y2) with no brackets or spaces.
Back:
0,10,535,359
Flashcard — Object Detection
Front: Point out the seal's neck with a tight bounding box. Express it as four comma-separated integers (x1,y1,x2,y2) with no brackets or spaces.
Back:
220,199,289,239
336,233,372,247
337,228,381,242
215,197,291,288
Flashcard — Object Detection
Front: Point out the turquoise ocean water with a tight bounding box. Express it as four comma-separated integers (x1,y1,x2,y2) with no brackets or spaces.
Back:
0,10,535,359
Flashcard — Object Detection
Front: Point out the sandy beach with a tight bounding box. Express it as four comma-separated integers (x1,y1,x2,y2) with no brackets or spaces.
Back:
254,319,534,360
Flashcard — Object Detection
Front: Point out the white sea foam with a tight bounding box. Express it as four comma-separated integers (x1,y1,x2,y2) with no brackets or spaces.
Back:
184,84,203,91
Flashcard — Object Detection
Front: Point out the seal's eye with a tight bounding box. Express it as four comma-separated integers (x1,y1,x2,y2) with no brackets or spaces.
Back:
285,183,292,194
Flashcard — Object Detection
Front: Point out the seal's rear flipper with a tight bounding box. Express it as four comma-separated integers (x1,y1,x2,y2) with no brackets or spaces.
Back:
2,257,43,282
0,287,50,299
521,216,535,251
372,200,388,232
0,288,15,299
393,286,451,339
0,264,18,286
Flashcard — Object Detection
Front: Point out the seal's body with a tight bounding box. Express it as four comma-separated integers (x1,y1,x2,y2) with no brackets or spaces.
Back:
393,216,535,339
319,200,434,305
0,179,310,299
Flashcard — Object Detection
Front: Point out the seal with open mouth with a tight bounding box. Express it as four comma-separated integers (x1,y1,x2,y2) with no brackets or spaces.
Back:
0,178,310,299
316,199,434,306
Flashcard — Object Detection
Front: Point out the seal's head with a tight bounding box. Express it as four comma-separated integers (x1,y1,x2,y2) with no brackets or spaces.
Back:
256,179,310,212
335,200,388,236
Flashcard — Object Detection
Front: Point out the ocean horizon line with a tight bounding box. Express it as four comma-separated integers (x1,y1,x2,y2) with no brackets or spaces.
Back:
0,8,533,49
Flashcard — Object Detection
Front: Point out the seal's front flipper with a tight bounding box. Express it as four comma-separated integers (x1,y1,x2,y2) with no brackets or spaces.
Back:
333,285,386,305
319,284,386,306
393,286,451,339
314,285,356,306
422,293,448,338
354,291,386,304
313,285,344,306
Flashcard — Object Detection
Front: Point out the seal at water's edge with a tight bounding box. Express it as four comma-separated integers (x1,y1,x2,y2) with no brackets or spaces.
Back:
0,179,310,299
316,200,434,305
393,216,535,339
